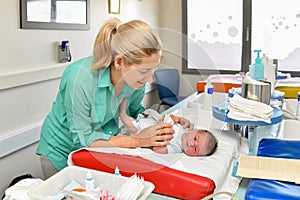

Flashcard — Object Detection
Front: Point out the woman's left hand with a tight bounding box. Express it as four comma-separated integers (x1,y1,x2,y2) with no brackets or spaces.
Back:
169,114,194,130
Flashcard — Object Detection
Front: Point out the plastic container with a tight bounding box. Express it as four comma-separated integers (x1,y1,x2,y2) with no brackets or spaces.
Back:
196,74,245,93
252,50,264,80
248,64,254,78
85,171,95,192
262,55,276,94
241,79,271,105
114,166,121,175
275,77,300,98
203,79,214,110
28,166,154,200
278,119,300,139
297,92,300,116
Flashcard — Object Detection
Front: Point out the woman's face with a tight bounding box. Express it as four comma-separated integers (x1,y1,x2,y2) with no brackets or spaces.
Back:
121,52,161,90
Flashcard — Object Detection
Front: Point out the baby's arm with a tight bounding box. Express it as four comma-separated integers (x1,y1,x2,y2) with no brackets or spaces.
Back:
152,146,168,154
120,99,139,134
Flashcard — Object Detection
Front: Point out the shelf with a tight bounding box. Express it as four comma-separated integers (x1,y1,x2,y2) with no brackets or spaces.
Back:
213,102,283,126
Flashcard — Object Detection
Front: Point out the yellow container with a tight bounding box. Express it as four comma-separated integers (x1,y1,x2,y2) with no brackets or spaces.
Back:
275,86,300,99
275,78,300,99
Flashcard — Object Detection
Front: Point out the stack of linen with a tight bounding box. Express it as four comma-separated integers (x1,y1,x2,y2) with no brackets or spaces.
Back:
228,94,274,123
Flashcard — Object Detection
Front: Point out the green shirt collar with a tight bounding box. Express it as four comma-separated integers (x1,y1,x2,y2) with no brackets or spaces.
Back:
98,66,133,96
98,67,111,89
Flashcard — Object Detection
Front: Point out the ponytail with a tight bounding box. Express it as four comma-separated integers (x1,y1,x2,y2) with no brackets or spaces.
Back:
92,18,121,69
92,18,162,69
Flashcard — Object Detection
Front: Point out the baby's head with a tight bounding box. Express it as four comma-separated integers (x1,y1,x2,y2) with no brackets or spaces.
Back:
182,129,217,157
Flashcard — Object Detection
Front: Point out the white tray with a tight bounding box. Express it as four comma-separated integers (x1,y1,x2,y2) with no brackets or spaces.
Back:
28,166,154,200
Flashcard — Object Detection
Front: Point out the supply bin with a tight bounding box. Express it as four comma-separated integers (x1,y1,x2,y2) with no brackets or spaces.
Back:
28,165,154,200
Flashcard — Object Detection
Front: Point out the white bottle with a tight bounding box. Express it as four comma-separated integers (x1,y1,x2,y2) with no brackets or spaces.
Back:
85,171,95,192
248,64,254,79
263,54,276,94
297,92,300,116
203,79,214,111
262,54,268,80
114,166,121,175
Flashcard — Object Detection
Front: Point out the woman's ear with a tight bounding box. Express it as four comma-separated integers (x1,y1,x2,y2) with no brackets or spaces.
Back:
114,55,123,70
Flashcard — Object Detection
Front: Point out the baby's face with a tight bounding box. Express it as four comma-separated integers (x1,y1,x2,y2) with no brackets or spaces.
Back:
182,130,211,156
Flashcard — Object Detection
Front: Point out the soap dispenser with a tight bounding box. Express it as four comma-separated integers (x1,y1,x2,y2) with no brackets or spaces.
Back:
58,40,72,63
253,50,264,80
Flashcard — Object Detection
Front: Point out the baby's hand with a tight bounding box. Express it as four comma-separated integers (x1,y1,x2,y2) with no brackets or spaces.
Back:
169,114,177,122
169,114,194,130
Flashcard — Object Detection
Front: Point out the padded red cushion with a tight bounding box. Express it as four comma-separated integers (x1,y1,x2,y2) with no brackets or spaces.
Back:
71,149,215,200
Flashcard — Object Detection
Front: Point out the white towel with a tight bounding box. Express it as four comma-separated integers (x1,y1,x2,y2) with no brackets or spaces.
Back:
228,94,274,123
3,178,43,200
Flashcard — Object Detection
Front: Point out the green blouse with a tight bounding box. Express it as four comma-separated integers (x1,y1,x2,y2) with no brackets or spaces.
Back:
36,57,146,171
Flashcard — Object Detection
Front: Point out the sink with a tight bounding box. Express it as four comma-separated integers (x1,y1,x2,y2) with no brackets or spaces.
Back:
187,92,228,109
278,119,300,139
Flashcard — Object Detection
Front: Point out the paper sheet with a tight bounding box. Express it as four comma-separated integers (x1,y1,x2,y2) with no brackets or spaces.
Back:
236,155,300,184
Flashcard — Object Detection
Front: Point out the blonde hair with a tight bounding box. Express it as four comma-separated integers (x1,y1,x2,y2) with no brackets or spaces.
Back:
92,18,162,69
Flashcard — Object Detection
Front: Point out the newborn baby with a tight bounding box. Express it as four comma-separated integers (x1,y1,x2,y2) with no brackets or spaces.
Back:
120,99,217,156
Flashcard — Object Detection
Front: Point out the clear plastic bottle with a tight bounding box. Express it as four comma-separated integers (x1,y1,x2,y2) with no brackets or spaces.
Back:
85,171,95,192
114,166,121,175
203,79,214,111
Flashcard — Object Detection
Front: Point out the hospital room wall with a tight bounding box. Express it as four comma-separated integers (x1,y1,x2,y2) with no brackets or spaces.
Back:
0,0,161,196
158,0,205,96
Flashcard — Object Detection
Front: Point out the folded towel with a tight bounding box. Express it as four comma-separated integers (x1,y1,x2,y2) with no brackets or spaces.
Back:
242,76,270,86
228,94,274,123
228,107,271,123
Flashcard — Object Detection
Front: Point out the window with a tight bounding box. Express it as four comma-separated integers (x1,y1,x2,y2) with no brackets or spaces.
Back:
252,0,300,76
182,0,248,75
183,0,300,76
20,0,90,30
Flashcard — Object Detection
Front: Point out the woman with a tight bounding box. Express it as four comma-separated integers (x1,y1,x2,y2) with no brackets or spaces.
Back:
36,18,193,179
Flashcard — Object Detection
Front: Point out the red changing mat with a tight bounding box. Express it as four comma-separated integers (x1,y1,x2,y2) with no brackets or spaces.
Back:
71,149,215,200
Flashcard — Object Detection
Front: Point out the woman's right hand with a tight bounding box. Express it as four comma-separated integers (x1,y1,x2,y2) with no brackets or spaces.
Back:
134,122,174,147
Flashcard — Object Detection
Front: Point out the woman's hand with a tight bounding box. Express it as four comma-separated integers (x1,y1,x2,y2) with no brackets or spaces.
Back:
134,122,174,147
169,114,194,130
90,120,175,148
